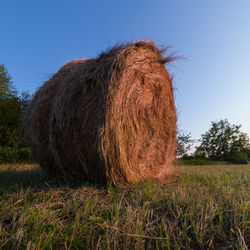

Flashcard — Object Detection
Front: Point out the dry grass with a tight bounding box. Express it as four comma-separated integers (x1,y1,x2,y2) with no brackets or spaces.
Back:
0,164,249,249
22,41,177,186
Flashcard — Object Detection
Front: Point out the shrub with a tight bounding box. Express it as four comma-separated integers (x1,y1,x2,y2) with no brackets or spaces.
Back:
230,152,248,164
0,146,32,164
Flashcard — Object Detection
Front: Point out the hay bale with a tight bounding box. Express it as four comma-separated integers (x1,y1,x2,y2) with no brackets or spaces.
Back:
23,41,177,186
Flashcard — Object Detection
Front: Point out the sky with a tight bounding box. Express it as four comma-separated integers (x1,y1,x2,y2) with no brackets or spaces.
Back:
1,0,250,141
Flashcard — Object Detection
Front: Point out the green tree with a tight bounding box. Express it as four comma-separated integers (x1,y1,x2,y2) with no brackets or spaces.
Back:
0,64,17,97
176,131,195,158
0,64,32,163
195,119,250,161
0,65,21,147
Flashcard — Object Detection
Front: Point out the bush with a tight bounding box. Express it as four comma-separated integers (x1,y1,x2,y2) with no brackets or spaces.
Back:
178,158,220,166
0,146,32,164
230,152,248,165
234,158,248,165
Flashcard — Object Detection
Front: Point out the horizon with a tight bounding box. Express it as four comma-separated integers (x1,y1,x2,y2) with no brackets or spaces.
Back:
1,0,250,139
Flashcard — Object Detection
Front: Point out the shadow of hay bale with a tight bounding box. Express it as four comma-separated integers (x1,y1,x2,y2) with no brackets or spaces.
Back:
0,165,44,192
22,41,177,186
0,164,103,193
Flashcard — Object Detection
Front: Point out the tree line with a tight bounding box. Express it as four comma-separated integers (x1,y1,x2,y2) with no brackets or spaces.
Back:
0,64,249,164
177,119,250,164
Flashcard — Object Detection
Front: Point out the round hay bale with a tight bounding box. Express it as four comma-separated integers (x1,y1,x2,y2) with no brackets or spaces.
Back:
23,41,177,186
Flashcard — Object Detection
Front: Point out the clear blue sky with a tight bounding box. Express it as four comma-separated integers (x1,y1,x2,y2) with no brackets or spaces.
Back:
1,0,250,140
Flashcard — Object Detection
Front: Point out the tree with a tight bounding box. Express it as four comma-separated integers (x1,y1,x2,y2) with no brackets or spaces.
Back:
0,65,22,147
0,64,17,97
195,119,250,161
0,65,32,163
176,131,195,158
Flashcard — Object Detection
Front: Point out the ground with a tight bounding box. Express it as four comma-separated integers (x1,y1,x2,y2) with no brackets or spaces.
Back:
0,164,249,249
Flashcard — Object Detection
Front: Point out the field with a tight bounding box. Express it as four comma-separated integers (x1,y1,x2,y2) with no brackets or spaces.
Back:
0,164,249,249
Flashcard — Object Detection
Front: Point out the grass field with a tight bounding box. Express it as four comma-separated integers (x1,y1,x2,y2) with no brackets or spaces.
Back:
0,164,249,249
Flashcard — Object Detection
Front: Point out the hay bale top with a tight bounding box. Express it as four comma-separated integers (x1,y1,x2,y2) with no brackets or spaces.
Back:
61,40,172,79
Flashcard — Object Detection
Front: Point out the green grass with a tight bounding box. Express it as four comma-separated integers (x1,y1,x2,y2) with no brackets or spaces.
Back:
0,164,249,249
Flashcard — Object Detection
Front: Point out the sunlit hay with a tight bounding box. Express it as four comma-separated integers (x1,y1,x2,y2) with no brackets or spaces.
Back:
23,41,177,186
